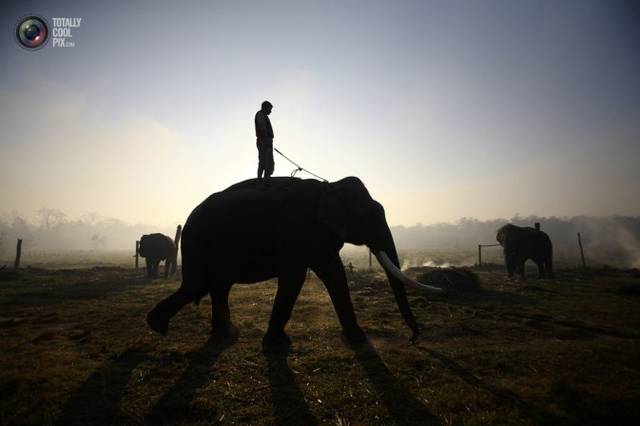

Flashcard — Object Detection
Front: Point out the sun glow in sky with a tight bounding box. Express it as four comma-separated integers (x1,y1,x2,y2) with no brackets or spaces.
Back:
1,0,639,228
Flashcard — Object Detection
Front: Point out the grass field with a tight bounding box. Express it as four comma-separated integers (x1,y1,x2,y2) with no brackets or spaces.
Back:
1,265,639,425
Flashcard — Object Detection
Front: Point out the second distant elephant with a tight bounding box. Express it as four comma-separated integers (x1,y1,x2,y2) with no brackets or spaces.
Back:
496,224,554,279
139,233,176,278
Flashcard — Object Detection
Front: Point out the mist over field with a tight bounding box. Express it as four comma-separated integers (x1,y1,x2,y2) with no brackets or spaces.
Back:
2,208,639,269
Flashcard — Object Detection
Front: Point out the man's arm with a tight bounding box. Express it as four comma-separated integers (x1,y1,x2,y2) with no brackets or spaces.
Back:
255,112,268,138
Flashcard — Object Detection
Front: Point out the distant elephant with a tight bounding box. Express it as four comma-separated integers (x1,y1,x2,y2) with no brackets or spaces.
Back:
496,224,554,279
147,177,442,346
139,233,176,279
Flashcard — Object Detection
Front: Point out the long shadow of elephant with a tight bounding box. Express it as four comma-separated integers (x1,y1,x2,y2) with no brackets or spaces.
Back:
348,340,441,425
56,348,147,425
264,346,317,425
418,347,566,424
145,336,236,424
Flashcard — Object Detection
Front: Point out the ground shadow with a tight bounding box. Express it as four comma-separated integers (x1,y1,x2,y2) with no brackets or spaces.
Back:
348,339,440,425
56,347,146,425
420,347,566,424
145,336,236,424
264,346,317,425
550,380,640,425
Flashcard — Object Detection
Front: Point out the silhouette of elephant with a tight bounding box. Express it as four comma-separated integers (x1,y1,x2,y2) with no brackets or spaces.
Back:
139,233,176,279
496,224,554,279
147,176,443,347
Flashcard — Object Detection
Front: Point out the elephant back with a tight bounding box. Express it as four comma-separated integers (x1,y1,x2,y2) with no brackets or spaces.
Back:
496,224,552,249
182,177,315,237
139,233,175,260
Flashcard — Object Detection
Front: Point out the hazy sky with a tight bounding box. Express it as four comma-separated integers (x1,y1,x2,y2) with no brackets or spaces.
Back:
1,0,639,228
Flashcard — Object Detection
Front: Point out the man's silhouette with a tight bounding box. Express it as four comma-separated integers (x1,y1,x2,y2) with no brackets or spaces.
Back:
255,101,274,179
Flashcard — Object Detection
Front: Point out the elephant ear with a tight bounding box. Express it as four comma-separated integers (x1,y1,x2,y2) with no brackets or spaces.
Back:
317,192,348,240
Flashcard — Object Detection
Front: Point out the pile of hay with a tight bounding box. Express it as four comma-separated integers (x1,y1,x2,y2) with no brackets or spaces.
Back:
414,267,482,295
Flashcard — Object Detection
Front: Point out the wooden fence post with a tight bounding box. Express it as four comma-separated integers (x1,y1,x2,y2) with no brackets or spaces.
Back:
14,239,22,269
172,225,182,275
478,244,482,267
577,232,587,269
135,240,139,270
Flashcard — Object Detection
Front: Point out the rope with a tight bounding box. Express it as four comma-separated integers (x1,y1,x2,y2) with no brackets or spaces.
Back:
273,147,327,182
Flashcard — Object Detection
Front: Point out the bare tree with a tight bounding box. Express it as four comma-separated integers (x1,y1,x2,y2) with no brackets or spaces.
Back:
81,212,102,226
90,233,107,249
36,207,67,230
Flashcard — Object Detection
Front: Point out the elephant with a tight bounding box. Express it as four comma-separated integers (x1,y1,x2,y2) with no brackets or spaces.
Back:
146,176,443,347
496,224,554,279
139,233,177,279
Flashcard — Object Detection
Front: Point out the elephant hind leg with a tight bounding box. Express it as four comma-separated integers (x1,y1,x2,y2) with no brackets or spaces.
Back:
537,261,545,278
147,288,191,335
164,259,170,278
518,259,526,279
546,259,555,279
210,282,238,339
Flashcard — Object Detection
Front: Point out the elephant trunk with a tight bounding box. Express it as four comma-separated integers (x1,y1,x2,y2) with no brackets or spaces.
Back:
371,230,443,342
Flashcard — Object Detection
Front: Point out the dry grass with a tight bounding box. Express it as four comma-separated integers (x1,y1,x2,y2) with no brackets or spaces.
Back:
1,265,639,425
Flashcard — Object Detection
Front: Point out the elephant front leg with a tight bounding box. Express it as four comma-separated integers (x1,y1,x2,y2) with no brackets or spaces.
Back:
505,251,515,279
210,283,238,339
312,255,366,344
145,258,151,278
263,267,307,349
169,256,177,276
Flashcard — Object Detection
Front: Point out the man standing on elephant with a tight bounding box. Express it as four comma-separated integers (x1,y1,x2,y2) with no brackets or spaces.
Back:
255,101,275,180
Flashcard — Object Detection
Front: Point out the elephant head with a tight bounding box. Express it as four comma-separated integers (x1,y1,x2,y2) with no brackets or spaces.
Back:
317,177,443,340
138,235,148,257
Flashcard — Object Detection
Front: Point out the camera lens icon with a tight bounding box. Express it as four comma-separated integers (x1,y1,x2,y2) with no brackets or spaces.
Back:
16,16,49,49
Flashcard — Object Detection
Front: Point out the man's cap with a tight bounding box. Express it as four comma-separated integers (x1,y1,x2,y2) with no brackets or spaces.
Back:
261,100,273,110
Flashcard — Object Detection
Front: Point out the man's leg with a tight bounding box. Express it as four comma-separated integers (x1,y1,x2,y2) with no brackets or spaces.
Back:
266,144,275,178
257,140,265,178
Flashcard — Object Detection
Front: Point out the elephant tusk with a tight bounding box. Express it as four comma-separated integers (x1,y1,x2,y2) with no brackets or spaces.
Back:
375,251,445,294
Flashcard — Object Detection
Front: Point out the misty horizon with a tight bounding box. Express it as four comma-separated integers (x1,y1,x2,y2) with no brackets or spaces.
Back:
2,206,639,269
